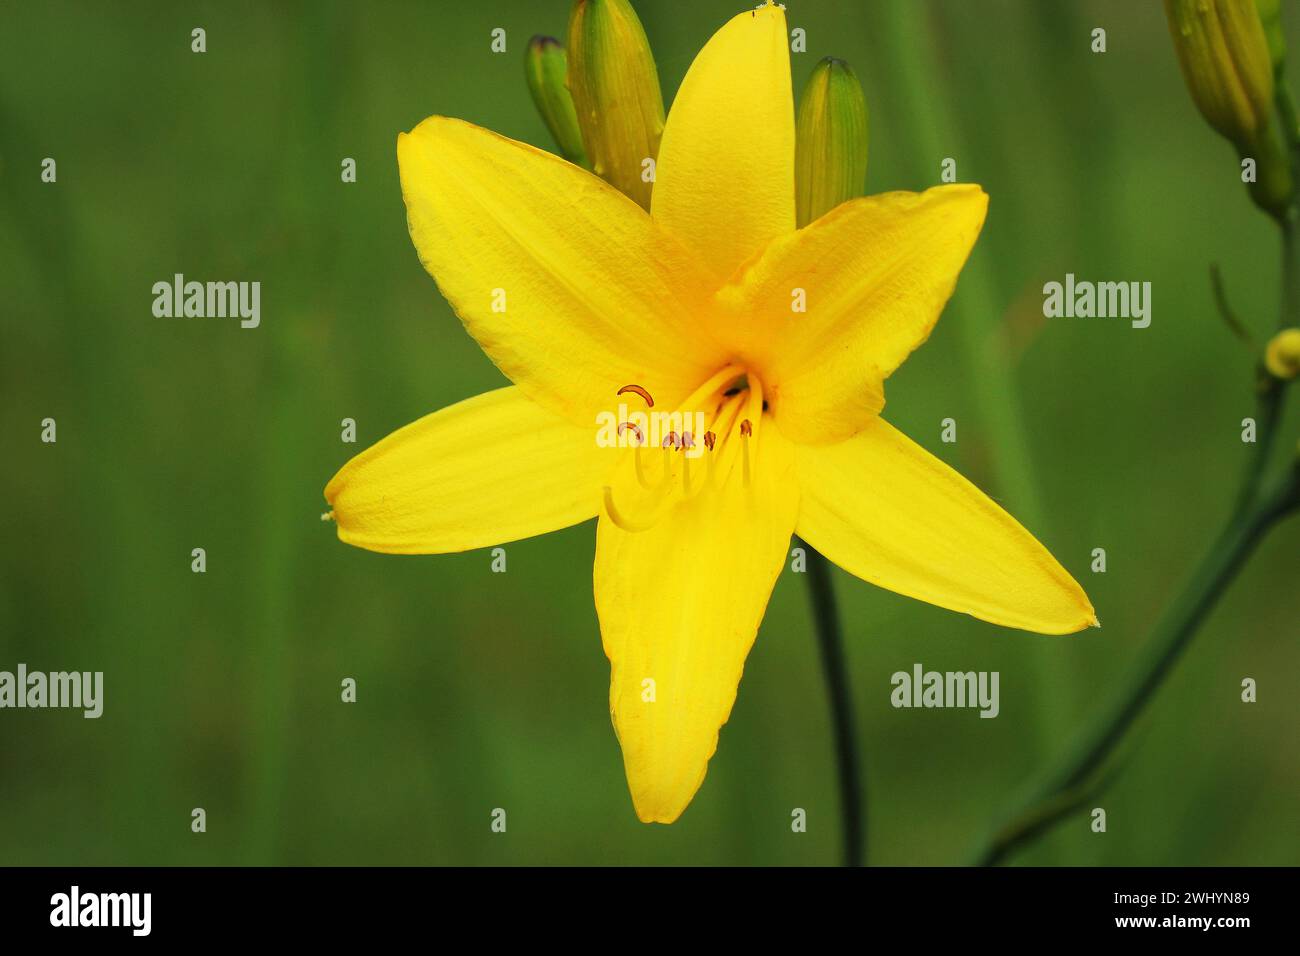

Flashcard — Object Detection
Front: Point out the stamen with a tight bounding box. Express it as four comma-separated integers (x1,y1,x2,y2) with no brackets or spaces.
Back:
678,363,747,413
740,419,752,487
617,383,655,407
696,396,744,493
744,372,765,425
684,433,719,502
602,484,665,533
607,365,761,523
633,444,672,491
737,376,764,489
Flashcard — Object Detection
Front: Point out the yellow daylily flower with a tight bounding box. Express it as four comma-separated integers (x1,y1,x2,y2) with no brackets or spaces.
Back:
325,2,1096,824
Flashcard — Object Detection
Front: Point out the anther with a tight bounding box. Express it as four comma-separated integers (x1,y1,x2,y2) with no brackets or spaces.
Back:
703,431,716,451
617,383,655,407
680,431,695,451
662,431,679,449
617,421,644,445
740,419,753,437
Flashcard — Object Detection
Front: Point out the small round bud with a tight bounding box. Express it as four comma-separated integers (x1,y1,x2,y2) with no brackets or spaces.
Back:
1264,327,1300,379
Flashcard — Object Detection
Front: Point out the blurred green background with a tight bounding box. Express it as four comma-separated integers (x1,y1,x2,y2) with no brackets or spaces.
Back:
2,0,1297,866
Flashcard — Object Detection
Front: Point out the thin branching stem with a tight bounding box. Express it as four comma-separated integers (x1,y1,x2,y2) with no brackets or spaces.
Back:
968,73,1300,866
968,466,1298,865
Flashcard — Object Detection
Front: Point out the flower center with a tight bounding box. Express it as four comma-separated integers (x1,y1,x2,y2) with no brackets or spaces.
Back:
602,364,765,533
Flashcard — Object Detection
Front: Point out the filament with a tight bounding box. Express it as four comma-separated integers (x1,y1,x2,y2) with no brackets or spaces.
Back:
602,485,668,533
738,375,764,489
634,444,672,491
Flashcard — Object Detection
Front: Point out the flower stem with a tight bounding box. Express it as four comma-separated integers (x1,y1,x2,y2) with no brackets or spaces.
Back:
800,538,864,867
967,466,1298,865
966,59,1300,866
1235,219,1298,510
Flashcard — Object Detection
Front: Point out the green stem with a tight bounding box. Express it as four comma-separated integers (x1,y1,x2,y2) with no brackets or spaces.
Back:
967,51,1300,866
800,539,864,867
1232,220,1294,513
969,466,1298,866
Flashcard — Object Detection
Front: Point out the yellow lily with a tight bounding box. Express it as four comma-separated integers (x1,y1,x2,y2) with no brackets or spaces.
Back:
325,3,1096,824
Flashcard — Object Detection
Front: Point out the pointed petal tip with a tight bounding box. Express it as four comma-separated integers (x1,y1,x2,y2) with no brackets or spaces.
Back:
749,1,788,24
399,114,466,146
1056,606,1099,634
1054,594,1099,635
925,181,989,209
736,2,789,46
1001,606,1098,636
633,802,684,825
322,466,345,505
1075,589,1100,631
947,181,989,208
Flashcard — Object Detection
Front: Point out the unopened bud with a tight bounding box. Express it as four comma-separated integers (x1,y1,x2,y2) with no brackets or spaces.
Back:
525,36,589,168
566,0,665,209
795,57,869,228
1254,0,1286,74
1164,0,1275,151
1265,327,1300,379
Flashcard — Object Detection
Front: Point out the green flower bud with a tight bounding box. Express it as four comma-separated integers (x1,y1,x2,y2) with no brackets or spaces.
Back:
1254,0,1286,74
525,36,589,168
795,57,869,228
1164,0,1275,151
566,0,665,210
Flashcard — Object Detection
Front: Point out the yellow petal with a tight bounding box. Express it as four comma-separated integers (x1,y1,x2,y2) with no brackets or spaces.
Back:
325,387,610,554
651,3,795,281
795,417,1095,634
594,416,799,822
398,116,725,428
719,185,988,445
